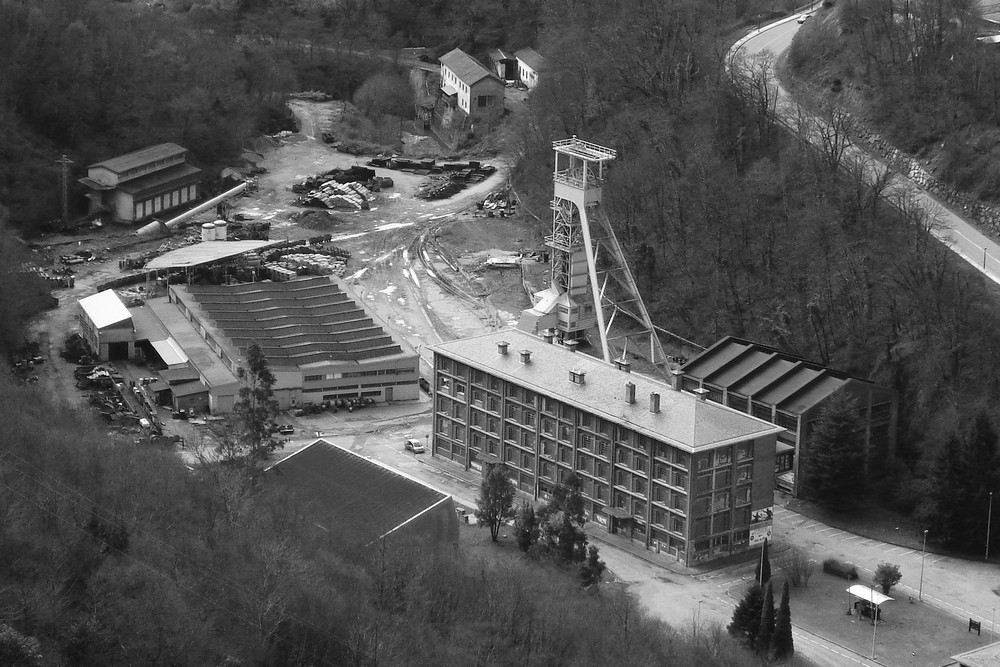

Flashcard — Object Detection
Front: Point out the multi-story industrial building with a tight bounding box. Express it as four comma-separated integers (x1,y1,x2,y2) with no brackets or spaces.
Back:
432,329,783,566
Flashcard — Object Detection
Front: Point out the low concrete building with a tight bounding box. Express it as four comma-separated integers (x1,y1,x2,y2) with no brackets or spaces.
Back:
680,336,898,498
77,290,135,361
79,143,201,223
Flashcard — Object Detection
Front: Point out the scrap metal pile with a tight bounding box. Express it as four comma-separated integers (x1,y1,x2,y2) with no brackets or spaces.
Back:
263,244,351,277
477,185,518,217
367,157,497,200
292,166,393,211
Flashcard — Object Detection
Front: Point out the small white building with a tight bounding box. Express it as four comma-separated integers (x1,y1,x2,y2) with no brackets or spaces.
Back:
439,48,505,120
78,290,135,361
515,48,545,89
79,143,201,224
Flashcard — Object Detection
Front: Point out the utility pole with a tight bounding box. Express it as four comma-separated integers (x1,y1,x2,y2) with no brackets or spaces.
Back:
988,491,994,561
55,154,73,227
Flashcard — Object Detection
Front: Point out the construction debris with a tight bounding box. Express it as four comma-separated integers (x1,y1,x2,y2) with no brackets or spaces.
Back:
295,180,374,210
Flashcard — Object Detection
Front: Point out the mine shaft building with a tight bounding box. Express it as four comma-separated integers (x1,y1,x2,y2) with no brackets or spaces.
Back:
431,329,783,566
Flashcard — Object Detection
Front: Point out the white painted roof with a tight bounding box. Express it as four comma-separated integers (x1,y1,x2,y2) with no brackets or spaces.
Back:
150,337,189,366
79,290,132,330
145,240,280,269
846,585,893,606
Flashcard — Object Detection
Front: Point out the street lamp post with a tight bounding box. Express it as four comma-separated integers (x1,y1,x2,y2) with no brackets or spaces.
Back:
871,593,879,660
919,529,928,601
988,492,994,561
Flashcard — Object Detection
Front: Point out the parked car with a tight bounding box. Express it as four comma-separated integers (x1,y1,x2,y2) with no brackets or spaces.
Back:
278,424,294,435
822,558,858,580
404,438,425,454
797,12,811,23
418,377,431,394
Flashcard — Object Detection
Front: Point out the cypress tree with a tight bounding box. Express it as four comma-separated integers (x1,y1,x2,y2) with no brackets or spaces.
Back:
757,582,775,655
803,392,866,505
727,583,764,648
755,538,771,585
771,581,794,660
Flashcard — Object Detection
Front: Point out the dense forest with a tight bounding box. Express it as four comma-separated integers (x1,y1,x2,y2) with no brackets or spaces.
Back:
0,378,775,665
788,0,1000,200
506,0,1000,541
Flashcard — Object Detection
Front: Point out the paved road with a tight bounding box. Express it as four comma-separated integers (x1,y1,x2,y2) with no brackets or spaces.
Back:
732,14,1000,287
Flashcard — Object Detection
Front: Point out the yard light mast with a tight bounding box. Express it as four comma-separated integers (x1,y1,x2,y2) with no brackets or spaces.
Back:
871,590,879,660
919,529,928,601
988,491,994,561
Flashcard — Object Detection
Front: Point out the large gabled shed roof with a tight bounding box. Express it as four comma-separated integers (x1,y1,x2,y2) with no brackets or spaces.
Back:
439,48,502,86
79,290,132,330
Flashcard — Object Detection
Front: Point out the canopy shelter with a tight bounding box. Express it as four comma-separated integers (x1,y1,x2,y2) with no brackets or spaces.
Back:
847,585,893,621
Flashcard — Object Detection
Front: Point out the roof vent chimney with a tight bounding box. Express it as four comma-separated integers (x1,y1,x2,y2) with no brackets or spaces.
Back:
569,369,585,385
564,340,579,353
693,387,709,401
625,382,636,404
669,369,684,391
649,392,661,414
542,329,555,344
615,358,631,373
519,349,532,364
497,341,509,356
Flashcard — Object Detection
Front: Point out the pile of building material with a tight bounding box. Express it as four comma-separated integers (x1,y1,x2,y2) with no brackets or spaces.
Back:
477,186,517,216
416,178,465,200
295,180,373,210
292,166,379,192
270,253,348,277
226,219,270,240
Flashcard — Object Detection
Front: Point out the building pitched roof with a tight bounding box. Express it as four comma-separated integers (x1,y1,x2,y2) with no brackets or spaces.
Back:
79,290,132,330
681,336,887,414
266,439,453,541
116,163,201,197
145,240,281,269
514,47,545,72
433,330,782,451
439,48,500,85
89,143,187,175
952,640,1000,667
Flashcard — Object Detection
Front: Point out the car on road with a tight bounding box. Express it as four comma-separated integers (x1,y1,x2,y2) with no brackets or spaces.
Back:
278,424,294,435
797,13,811,23
404,438,425,454
418,377,431,394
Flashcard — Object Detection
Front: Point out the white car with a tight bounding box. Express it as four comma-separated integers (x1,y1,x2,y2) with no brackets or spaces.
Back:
404,438,426,454
797,13,811,24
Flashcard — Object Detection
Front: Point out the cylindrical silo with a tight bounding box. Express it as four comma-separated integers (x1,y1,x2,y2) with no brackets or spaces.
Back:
201,222,216,242
214,220,227,240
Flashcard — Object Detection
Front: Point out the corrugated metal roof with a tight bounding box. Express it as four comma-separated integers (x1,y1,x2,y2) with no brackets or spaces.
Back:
150,337,189,366
433,330,782,451
145,240,280,269
439,48,498,85
681,336,881,414
514,47,545,72
89,143,187,174
79,290,132,330
267,439,453,542
116,163,201,197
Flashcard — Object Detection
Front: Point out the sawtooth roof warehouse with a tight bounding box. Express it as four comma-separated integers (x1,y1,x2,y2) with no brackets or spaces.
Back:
431,329,783,567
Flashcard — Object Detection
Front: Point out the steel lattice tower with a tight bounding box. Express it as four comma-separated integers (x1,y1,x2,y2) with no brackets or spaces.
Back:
518,137,666,370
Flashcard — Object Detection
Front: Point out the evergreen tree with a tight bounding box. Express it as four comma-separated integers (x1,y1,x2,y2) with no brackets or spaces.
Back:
929,412,1000,550
219,341,280,465
727,583,764,648
756,582,775,655
771,581,794,660
579,545,606,588
513,501,539,553
475,464,517,542
551,473,586,525
803,392,867,505
755,538,771,585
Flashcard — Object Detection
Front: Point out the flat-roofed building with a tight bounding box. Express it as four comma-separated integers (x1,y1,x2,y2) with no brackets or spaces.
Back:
77,290,135,361
79,143,201,223
679,336,898,498
431,329,783,566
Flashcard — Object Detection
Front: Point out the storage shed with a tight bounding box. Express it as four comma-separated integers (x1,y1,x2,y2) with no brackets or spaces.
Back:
77,290,135,361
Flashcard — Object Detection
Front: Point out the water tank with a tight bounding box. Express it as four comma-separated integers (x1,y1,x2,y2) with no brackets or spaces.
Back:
214,220,228,241
201,222,216,242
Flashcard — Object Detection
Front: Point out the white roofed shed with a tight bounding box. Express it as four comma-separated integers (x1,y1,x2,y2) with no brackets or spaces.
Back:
77,290,136,361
